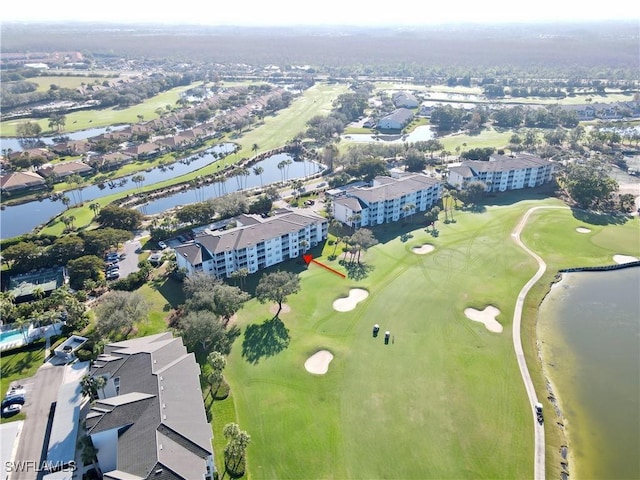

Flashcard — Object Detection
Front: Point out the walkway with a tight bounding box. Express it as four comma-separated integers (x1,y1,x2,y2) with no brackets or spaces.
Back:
510,206,568,480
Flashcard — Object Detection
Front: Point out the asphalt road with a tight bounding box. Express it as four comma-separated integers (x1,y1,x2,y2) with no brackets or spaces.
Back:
10,361,66,480
511,206,568,480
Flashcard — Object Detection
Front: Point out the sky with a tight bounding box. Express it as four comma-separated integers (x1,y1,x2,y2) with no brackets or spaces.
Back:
2,0,638,25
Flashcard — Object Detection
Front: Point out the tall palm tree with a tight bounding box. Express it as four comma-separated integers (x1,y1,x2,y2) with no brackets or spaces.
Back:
89,202,101,219
251,143,259,154
61,195,71,210
253,166,264,187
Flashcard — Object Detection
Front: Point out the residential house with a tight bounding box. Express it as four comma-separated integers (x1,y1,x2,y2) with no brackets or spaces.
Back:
447,154,554,192
332,173,442,228
50,139,92,156
0,170,46,194
88,152,134,171
86,333,214,480
175,209,328,278
38,160,93,179
123,142,162,160
392,92,419,108
377,108,414,131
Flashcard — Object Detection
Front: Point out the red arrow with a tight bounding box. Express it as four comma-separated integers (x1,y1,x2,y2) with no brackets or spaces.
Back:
303,254,345,278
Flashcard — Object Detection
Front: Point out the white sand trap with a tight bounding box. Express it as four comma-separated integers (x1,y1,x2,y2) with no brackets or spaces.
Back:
576,227,591,233
613,254,639,264
464,306,503,333
304,350,334,374
333,289,369,312
412,244,435,255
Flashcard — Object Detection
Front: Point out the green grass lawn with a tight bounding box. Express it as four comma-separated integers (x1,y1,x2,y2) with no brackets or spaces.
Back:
0,84,197,136
29,75,114,92
0,340,46,424
221,194,639,479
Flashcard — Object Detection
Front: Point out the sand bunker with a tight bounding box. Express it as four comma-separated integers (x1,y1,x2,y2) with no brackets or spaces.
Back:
613,254,639,264
333,289,369,312
576,227,591,234
464,306,503,333
304,350,334,374
412,244,435,255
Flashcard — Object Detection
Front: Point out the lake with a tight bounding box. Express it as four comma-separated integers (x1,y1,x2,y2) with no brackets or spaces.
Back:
537,266,640,479
0,143,235,239
0,125,130,152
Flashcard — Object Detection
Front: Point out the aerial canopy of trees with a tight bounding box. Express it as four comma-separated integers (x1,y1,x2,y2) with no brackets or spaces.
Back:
183,272,250,326
559,158,618,209
81,228,132,255
68,255,105,290
97,205,143,231
95,291,148,340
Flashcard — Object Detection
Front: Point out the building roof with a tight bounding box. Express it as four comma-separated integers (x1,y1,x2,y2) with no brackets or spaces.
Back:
379,108,414,125
0,171,46,190
87,333,212,480
345,173,441,204
455,154,551,175
38,161,92,178
333,196,364,212
177,209,326,261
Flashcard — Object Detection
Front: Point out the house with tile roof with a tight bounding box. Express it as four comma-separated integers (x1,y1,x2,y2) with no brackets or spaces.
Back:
38,160,93,179
175,209,328,278
0,170,47,193
86,333,214,480
332,173,442,228
447,154,554,192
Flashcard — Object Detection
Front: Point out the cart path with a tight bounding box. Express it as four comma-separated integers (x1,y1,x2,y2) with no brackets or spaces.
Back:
511,206,568,480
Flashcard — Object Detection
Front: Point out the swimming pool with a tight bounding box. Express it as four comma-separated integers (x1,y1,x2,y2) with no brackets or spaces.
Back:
0,328,27,351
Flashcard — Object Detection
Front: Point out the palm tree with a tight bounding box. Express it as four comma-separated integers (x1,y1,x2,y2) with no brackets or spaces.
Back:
132,174,145,192
61,195,71,210
442,192,451,223
284,158,293,181
277,161,286,184
90,202,101,219
253,166,264,187
348,213,361,233
251,143,259,154
78,435,101,477
299,239,309,254
80,374,98,401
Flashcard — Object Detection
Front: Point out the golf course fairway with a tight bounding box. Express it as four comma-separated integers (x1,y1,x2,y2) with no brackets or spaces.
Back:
222,194,640,479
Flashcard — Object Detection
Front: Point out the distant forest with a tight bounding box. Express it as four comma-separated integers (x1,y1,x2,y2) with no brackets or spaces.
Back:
1,22,638,79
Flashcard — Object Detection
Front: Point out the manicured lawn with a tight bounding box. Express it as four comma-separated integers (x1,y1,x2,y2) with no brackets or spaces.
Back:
29,75,113,92
440,127,513,152
222,194,639,479
0,84,197,136
0,340,46,424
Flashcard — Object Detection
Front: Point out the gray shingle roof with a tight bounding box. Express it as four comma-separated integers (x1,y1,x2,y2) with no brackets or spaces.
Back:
86,333,212,480
346,174,441,204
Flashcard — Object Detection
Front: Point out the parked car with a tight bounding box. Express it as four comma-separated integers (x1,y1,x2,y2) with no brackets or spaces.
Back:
106,271,120,280
2,394,25,409
535,402,544,424
1,403,22,417
6,385,25,397
158,241,168,249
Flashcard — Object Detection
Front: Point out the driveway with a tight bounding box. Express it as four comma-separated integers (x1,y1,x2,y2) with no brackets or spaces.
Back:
116,238,142,279
9,362,66,480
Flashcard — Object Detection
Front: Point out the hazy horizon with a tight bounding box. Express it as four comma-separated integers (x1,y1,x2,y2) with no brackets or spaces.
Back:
2,0,638,26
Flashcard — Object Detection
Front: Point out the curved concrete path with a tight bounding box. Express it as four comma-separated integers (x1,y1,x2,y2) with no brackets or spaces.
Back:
511,206,567,480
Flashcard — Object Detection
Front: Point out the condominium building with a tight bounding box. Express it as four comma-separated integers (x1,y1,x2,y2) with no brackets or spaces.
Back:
85,333,214,480
447,154,555,192
331,173,442,228
175,209,328,278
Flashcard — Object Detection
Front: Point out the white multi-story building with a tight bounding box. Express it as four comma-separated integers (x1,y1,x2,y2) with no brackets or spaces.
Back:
175,209,328,278
332,173,442,228
447,154,555,192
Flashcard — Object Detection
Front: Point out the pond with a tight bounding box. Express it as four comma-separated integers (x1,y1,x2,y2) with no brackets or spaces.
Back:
537,266,640,480
0,143,235,239
343,125,436,144
138,153,323,215
0,125,130,152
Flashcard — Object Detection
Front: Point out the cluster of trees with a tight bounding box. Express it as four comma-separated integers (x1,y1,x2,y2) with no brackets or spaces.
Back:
429,105,489,133
492,105,579,129
1,228,132,275
558,157,621,210
174,273,247,354
94,290,149,341
0,286,89,335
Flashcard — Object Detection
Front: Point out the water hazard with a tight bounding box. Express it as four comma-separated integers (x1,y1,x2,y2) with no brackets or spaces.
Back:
537,266,640,480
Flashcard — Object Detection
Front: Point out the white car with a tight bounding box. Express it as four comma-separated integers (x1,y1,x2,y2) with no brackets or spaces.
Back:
7,385,25,397
158,241,168,249
2,403,22,417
